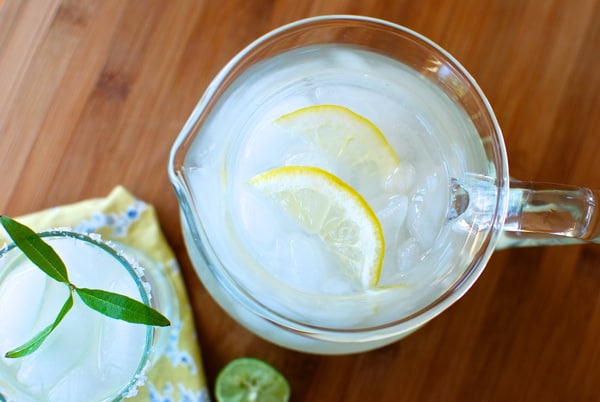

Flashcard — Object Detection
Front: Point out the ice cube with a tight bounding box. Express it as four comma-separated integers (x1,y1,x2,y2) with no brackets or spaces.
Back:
406,172,447,249
0,264,47,352
48,363,104,402
396,237,424,272
377,194,408,234
16,305,95,395
385,162,416,195
270,233,338,292
97,317,146,391
238,188,279,247
286,151,340,175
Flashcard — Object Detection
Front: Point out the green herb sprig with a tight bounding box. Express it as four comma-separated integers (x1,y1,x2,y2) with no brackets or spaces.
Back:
0,216,170,358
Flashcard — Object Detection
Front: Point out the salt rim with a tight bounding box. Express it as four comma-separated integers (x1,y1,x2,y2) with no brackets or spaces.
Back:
124,359,152,399
0,226,156,400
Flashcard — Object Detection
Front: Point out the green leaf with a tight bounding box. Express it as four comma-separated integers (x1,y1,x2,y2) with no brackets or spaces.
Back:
75,288,170,327
5,293,74,358
0,216,69,284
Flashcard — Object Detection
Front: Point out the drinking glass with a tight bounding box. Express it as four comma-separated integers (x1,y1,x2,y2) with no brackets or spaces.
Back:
0,231,168,401
168,15,599,354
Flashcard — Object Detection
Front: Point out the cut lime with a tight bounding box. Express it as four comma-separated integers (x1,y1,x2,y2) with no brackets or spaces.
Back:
215,357,291,402
248,165,384,289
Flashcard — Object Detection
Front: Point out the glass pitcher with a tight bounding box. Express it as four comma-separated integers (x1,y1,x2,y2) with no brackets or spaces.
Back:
168,15,599,354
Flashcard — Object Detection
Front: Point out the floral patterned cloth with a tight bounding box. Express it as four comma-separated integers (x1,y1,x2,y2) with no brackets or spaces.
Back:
11,186,210,402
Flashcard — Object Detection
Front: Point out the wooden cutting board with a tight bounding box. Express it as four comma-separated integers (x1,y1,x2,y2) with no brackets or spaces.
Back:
1,1,598,401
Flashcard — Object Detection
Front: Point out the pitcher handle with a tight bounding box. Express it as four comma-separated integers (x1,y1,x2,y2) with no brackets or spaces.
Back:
496,180,600,249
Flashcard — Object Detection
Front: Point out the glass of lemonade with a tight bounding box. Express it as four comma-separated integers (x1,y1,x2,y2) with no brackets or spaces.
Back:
0,231,158,401
169,16,600,354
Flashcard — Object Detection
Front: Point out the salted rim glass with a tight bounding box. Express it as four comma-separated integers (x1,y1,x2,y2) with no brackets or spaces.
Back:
0,231,153,402
169,15,508,350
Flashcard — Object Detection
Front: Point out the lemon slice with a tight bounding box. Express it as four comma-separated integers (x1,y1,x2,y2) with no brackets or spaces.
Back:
248,166,384,289
275,104,400,177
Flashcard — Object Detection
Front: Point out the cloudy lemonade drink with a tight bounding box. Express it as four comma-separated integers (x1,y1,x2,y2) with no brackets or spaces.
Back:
0,233,152,401
180,44,488,353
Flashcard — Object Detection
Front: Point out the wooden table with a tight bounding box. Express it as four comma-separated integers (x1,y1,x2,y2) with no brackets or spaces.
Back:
1,1,598,401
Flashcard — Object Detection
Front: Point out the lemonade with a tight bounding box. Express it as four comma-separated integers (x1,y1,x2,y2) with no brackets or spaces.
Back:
0,232,152,401
176,43,491,353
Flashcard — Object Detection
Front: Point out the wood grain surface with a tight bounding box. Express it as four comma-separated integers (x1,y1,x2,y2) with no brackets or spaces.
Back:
1,1,598,401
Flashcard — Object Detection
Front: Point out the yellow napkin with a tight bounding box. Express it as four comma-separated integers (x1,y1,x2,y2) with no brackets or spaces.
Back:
11,186,210,402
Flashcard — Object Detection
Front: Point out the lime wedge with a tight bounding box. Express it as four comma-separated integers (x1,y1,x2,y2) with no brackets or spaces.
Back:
215,357,291,402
